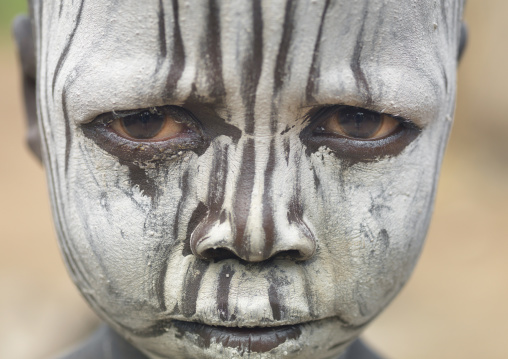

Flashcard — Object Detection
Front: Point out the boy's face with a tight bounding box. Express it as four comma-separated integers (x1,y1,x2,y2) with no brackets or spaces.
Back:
29,0,463,357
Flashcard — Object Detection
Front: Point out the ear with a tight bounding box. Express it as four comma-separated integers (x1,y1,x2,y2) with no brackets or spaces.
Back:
13,15,42,163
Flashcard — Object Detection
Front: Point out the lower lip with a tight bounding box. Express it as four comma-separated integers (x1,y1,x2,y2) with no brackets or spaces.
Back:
172,320,303,353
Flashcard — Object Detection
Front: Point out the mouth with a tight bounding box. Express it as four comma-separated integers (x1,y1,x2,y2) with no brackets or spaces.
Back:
172,320,303,353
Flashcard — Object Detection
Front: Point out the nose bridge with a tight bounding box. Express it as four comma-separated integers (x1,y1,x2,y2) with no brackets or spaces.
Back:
234,135,279,261
190,134,316,262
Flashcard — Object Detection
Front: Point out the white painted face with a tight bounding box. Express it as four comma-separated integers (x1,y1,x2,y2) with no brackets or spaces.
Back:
32,0,464,358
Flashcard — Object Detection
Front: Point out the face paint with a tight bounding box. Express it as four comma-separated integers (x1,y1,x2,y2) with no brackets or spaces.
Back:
31,0,465,357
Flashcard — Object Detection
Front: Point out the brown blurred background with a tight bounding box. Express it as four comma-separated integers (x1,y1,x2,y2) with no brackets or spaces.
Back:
1,1,507,358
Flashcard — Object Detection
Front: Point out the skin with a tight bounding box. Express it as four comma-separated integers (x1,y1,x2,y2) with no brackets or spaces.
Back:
14,0,466,358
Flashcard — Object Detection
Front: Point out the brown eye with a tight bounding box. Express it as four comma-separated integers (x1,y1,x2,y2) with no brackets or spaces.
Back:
302,105,421,163
110,108,185,141
83,105,208,163
317,107,399,140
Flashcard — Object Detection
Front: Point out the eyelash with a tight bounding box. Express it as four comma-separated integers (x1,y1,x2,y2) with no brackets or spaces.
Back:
301,105,421,163
82,104,420,165
81,106,207,164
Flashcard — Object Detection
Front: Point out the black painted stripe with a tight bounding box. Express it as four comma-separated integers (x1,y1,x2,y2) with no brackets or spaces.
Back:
152,168,190,311
217,265,235,321
62,87,72,174
58,0,63,18
182,201,209,257
241,0,263,135
350,5,372,105
181,259,209,317
268,282,282,321
305,0,330,102
232,138,256,259
203,0,225,99
157,0,167,59
40,103,92,293
51,0,85,96
190,144,229,249
261,139,276,259
164,0,185,97
273,0,296,94
37,0,104,327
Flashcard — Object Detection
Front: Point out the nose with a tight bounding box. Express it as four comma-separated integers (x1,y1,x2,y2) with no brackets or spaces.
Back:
190,137,316,262
190,171,316,262
190,210,316,262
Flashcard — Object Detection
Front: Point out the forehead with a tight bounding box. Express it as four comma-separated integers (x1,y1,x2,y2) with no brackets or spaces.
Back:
39,0,463,126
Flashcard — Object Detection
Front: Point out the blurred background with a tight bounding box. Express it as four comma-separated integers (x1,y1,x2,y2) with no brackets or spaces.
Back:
1,1,507,358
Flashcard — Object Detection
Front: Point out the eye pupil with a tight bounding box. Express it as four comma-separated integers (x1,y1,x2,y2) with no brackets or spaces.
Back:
121,111,165,139
340,109,382,139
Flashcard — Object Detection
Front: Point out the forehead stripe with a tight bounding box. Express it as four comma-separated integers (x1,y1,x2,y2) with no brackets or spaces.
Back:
164,0,185,99
350,3,373,106
51,0,85,96
273,0,297,94
201,0,225,100
157,0,167,60
241,0,263,135
305,0,330,102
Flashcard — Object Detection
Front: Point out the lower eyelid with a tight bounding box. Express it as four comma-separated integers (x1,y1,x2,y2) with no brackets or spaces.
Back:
82,113,208,163
301,106,421,162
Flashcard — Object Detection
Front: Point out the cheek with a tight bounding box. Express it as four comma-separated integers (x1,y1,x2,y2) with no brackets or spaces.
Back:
303,126,443,320
58,133,196,322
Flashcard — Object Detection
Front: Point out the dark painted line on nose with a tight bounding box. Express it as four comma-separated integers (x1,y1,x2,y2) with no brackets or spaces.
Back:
262,139,276,260
182,201,209,257
189,144,229,256
233,138,256,258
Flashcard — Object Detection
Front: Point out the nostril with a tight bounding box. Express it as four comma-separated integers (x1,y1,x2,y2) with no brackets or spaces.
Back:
199,248,239,261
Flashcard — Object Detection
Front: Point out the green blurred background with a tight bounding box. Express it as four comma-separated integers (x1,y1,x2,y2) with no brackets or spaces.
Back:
1,1,507,358
0,0,26,42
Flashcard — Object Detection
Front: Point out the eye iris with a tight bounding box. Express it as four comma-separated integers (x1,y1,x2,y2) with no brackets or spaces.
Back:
121,111,165,139
339,110,382,139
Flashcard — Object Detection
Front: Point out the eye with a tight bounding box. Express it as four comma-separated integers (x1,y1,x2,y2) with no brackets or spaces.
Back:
314,107,400,140
82,105,208,163
301,105,421,163
109,108,186,141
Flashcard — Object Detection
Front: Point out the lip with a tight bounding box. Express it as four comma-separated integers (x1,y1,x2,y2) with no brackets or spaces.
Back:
172,320,303,353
